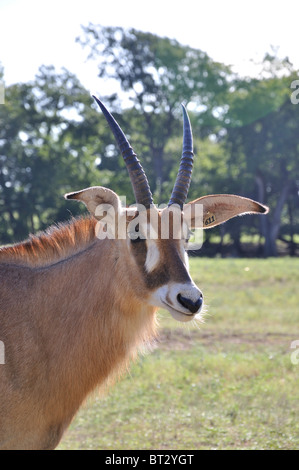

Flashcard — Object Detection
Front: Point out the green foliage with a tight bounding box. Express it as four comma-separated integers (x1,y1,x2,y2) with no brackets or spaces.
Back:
0,66,102,241
0,29,298,255
78,25,231,114
225,60,299,255
77,25,233,202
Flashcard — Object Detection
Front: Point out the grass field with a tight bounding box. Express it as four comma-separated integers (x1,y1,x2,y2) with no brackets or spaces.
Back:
57,257,299,450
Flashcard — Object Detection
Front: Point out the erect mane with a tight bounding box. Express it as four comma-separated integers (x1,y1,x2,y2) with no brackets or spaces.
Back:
0,216,97,267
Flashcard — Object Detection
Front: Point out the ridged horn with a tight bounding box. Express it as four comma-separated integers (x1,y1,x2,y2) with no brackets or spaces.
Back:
168,104,194,209
92,96,154,209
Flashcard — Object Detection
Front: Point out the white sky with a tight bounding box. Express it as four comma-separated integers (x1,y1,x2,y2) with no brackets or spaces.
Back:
0,0,298,95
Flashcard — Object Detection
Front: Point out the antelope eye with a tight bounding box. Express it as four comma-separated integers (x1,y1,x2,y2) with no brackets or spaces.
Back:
129,224,146,243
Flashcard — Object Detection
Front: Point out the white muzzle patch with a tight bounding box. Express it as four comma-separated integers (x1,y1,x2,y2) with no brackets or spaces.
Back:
149,282,204,323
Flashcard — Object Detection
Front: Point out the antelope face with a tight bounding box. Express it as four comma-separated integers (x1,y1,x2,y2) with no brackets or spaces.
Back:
127,206,203,322
145,237,204,322
65,97,269,323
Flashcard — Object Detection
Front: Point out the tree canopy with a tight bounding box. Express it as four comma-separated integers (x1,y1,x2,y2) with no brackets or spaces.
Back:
0,26,298,256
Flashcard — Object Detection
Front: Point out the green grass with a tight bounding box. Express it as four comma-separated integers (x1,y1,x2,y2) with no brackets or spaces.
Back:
58,257,299,450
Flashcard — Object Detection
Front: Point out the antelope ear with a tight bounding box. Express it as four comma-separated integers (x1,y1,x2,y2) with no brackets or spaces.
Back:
184,194,269,229
64,186,121,219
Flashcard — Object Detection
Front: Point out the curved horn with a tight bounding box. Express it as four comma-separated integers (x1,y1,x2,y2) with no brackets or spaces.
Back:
168,104,194,209
92,96,153,209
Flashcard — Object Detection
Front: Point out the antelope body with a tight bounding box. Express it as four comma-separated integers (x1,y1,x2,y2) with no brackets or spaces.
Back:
0,97,268,449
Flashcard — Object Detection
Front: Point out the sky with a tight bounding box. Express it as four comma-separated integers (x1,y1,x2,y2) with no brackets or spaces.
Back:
0,0,298,95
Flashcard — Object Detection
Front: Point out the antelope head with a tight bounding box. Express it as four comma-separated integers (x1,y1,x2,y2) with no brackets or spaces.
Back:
65,97,268,323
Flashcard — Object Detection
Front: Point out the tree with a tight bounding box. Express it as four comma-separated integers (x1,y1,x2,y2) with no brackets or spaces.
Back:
77,25,233,203
0,66,102,243
225,56,299,256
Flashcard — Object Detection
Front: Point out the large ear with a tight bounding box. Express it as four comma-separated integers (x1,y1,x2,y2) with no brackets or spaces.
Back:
184,194,269,229
64,186,121,220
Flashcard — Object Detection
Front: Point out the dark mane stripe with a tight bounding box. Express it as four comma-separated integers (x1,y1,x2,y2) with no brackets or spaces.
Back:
0,217,97,267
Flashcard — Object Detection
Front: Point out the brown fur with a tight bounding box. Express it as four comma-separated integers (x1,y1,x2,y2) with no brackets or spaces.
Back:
0,189,268,449
0,217,97,267
0,218,157,449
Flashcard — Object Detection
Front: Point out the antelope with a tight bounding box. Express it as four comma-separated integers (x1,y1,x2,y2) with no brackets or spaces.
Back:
0,96,268,450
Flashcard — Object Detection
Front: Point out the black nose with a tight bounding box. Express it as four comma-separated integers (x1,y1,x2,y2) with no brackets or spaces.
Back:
177,293,203,314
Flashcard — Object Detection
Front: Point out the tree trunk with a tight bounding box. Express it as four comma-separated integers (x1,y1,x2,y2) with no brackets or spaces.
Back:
288,199,296,256
256,174,291,257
